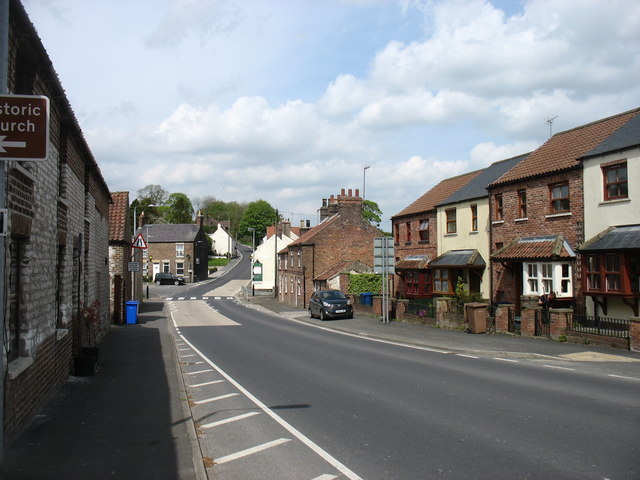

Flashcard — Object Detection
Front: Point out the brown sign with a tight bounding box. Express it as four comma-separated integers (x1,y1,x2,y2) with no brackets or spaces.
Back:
0,95,50,161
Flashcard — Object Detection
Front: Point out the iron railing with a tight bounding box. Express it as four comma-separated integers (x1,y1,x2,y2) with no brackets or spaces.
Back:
568,314,630,338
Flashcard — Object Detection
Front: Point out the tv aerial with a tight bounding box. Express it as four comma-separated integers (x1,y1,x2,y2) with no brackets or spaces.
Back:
545,115,558,137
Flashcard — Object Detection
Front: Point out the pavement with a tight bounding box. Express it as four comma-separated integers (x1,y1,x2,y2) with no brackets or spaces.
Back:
3,275,640,479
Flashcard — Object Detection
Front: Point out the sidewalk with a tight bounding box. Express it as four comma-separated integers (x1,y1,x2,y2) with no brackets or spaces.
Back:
2,298,206,480
247,295,640,362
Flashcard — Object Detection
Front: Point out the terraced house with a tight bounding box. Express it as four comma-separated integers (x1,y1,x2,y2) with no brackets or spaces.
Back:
3,0,111,441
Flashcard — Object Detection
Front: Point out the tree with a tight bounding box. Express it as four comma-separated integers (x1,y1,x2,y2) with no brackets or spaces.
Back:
362,199,383,228
201,197,247,237
137,184,168,206
238,200,277,243
164,193,194,224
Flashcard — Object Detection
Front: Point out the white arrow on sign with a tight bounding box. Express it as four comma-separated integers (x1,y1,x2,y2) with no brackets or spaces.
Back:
0,136,27,153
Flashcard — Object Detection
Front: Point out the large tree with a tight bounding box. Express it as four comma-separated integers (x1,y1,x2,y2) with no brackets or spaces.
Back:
238,199,277,244
362,199,383,229
200,196,246,236
163,192,194,224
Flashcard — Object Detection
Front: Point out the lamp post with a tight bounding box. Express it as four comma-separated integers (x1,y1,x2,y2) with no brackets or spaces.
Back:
248,227,255,294
363,165,371,200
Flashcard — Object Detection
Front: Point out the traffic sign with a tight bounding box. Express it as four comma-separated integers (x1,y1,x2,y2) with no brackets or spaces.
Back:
132,233,148,249
128,262,140,272
0,95,50,161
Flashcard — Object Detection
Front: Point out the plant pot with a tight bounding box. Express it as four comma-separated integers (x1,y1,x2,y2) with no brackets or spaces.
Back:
81,347,99,360
73,354,98,376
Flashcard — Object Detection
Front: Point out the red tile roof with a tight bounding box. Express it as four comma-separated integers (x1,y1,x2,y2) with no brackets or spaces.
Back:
393,170,482,218
492,235,575,260
491,108,640,186
109,192,130,242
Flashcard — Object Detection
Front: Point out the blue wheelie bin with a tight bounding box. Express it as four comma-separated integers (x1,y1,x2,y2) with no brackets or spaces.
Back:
125,301,140,324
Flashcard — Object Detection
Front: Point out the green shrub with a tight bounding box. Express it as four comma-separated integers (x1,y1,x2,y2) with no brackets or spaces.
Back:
348,273,382,294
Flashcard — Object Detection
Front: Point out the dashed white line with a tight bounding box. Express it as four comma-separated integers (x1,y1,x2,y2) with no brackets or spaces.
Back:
215,438,291,465
190,297,197,300
494,357,519,363
181,354,197,358
313,475,338,480
456,354,479,359
201,411,261,429
193,393,239,405
543,365,575,371
608,374,640,381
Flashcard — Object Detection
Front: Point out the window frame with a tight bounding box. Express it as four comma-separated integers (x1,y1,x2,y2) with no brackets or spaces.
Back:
494,194,503,221
522,261,572,298
406,221,412,243
419,219,429,242
517,189,527,218
175,243,184,258
433,268,452,294
602,162,628,201
470,204,478,232
549,182,570,214
445,209,457,234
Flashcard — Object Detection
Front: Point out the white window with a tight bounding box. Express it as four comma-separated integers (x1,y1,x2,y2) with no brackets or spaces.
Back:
297,278,301,295
297,250,301,267
523,262,572,297
176,262,184,276
176,243,184,257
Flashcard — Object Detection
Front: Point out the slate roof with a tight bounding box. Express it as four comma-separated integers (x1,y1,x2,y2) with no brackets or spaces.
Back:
392,170,482,218
438,153,529,206
430,249,485,267
314,260,372,281
490,108,640,187
287,214,339,248
109,192,130,243
395,255,430,270
579,225,640,251
492,235,576,261
581,112,640,159
138,223,200,243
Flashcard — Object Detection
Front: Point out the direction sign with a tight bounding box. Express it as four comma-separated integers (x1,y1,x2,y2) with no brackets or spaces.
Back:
132,233,148,249
0,95,50,161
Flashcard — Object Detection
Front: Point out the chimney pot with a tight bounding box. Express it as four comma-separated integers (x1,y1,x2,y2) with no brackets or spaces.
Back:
355,189,359,197
341,188,345,196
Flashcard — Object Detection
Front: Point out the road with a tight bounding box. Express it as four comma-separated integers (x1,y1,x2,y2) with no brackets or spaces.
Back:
154,246,640,479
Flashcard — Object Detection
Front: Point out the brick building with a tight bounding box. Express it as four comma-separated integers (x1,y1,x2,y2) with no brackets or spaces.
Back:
138,216,208,283
489,108,640,313
3,0,111,442
391,171,480,299
278,189,382,308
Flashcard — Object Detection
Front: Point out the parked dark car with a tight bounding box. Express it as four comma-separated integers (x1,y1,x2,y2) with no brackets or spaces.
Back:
154,273,185,286
309,290,353,320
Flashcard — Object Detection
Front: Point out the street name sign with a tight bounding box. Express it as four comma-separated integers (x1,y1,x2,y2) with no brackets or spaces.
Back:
0,95,50,161
128,262,140,272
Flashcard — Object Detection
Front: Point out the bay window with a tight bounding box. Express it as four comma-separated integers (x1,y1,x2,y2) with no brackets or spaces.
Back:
522,261,572,297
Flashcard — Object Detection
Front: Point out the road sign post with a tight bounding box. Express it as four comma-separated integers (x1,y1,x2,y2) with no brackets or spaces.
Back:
374,237,395,324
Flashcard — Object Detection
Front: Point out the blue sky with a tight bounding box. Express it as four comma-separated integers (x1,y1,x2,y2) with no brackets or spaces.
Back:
22,0,640,231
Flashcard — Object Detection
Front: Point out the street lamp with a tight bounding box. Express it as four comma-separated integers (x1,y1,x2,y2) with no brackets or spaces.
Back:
363,165,371,200
247,227,255,293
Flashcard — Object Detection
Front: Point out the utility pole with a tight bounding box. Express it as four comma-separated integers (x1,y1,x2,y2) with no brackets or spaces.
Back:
274,209,278,299
0,0,9,460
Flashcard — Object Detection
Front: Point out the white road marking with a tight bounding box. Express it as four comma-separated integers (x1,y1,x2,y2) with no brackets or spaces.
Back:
215,438,291,465
189,380,225,388
543,365,575,371
190,297,197,300
177,333,363,480
193,393,239,405
201,411,261,429
186,369,214,375
456,354,479,359
181,354,197,358
494,357,519,363
313,475,338,480
178,297,186,300
608,374,640,381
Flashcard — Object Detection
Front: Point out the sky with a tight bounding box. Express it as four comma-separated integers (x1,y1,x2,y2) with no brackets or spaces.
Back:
21,0,640,232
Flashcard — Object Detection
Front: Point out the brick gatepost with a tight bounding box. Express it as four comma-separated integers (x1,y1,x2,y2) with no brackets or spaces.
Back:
520,306,537,336
630,318,640,352
494,304,514,333
549,308,571,339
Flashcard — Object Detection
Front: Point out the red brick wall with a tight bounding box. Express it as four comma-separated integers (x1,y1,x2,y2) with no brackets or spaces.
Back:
490,169,584,305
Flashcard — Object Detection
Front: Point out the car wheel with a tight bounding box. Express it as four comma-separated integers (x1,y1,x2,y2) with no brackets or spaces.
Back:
320,310,326,321
348,312,354,319
155,280,161,286
309,308,314,318
174,280,180,285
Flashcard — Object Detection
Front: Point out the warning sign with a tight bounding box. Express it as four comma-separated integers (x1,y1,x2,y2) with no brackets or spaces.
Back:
132,233,148,249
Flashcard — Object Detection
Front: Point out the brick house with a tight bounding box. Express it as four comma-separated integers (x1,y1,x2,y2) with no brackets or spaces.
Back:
434,154,528,299
139,217,208,283
3,0,111,441
577,111,640,318
278,189,381,308
489,108,640,313
391,171,480,299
